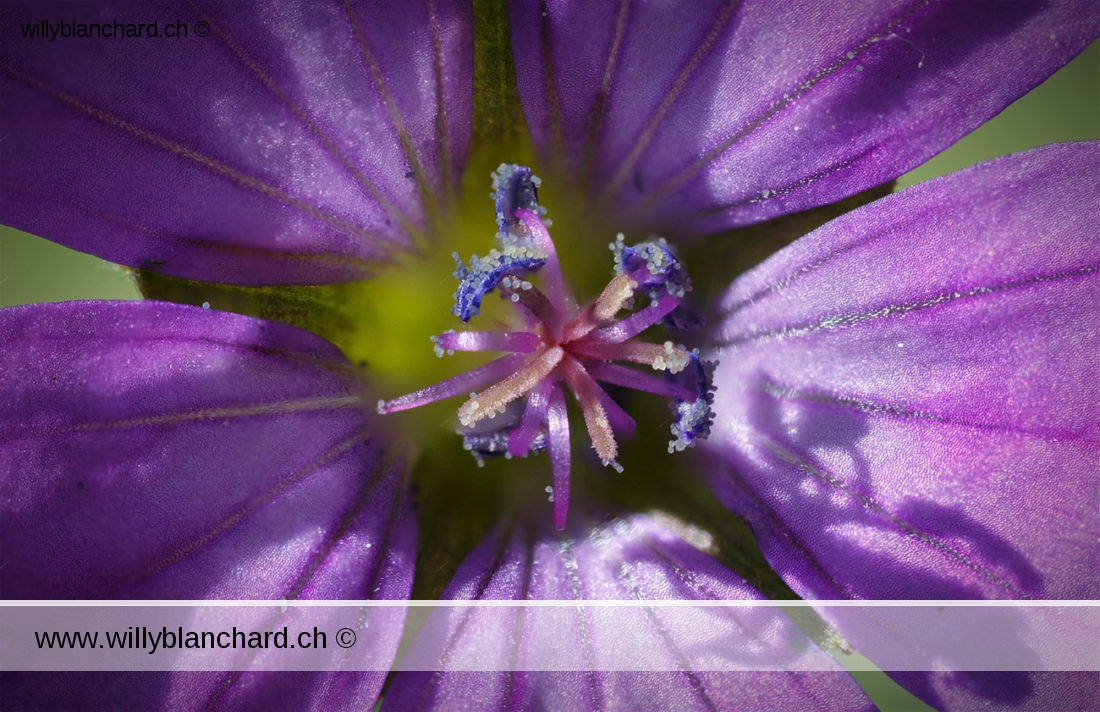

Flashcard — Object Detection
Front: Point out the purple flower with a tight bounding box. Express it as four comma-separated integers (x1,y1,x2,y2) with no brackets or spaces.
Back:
2,1,1097,710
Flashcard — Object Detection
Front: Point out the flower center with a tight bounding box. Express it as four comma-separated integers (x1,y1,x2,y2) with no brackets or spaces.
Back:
378,165,715,529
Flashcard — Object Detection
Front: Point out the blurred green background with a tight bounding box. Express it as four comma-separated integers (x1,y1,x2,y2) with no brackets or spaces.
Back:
1,40,1097,307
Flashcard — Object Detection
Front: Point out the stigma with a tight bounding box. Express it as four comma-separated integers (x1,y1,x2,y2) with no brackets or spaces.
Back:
378,164,716,529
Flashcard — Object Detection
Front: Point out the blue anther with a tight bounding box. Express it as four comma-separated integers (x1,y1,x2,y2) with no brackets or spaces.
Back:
452,165,552,322
668,351,717,453
612,236,691,301
492,164,547,237
452,249,546,322
462,427,548,465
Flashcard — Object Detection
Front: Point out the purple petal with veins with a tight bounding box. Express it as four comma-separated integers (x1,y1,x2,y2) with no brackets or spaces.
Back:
383,511,876,711
0,0,472,284
706,142,1099,603
705,139,1100,712
0,300,415,709
511,0,1098,236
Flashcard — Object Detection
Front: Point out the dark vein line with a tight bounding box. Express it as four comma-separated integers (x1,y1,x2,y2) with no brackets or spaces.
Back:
340,0,439,226
199,11,421,246
27,326,359,377
556,534,601,712
297,458,409,699
684,147,872,224
137,425,369,587
599,0,742,204
719,263,1100,347
201,430,385,711
0,61,386,246
418,521,519,705
177,234,384,274
580,0,631,184
286,449,404,601
2,395,363,444
758,434,1034,599
720,217,897,319
428,0,454,209
633,0,930,213
538,0,565,159
503,530,537,712
614,556,718,712
359,458,412,602
4,182,385,273
759,381,1099,446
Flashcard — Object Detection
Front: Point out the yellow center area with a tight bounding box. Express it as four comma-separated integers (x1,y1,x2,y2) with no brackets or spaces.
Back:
134,140,757,599
339,143,621,453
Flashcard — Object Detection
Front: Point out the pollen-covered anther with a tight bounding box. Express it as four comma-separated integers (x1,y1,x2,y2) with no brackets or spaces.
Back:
611,234,690,301
457,346,563,427
605,340,691,374
652,341,690,373
667,351,718,454
581,398,618,466
592,273,638,322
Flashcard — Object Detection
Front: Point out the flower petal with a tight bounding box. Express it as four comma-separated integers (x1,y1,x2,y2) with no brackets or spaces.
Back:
510,0,1098,236
0,1,472,284
888,671,1100,712
384,511,874,711
707,142,1100,602
0,301,415,708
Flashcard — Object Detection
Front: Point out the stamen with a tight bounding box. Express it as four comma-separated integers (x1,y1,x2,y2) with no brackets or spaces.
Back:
668,351,717,453
452,245,547,322
570,339,691,374
499,279,563,337
377,353,527,414
464,428,547,460
508,379,553,458
458,346,564,427
562,358,619,468
547,385,571,530
586,362,696,401
561,273,644,342
592,273,638,322
584,373,637,439
492,163,545,236
588,294,680,344
611,234,690,300
378,163,715,528
433,330,541,355
514,208,573,315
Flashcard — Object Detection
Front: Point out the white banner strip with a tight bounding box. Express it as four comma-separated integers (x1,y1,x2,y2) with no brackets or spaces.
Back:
2,604,1096,672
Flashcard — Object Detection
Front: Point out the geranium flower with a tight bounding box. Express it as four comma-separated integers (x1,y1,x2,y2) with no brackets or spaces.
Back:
2,1,1097,710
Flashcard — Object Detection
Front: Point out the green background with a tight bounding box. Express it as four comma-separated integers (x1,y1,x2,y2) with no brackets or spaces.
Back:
2,41,1097,308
